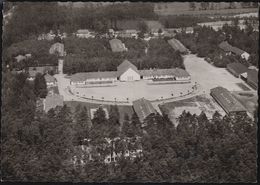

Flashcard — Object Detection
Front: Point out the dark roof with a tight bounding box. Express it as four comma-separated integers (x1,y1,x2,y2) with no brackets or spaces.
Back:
139,68,190,78
44,94,64,112
132,98,157,122
28,66,57,78
71,71,118,82
210,86,246,113
227,62,248,75
44,73,56,83
219,41,245,55
109,38,126,52
168,38,188,53
247,69,258,85
117,60,139,76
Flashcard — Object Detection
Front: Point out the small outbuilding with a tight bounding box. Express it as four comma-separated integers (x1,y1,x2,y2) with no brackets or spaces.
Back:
109,38,128,52
247,69,258,90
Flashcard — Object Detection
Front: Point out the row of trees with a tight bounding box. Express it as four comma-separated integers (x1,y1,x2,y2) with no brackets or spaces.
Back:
189,2,258,11
63,38,184,74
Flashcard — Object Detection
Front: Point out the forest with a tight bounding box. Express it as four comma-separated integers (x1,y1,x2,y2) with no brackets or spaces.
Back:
3,2,156,49
63,38,184,74
1,72,257,182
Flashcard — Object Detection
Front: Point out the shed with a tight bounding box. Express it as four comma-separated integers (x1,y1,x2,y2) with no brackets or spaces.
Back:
168,38,188,53
109,38,127,52
132,98,157,123
247,69,258,90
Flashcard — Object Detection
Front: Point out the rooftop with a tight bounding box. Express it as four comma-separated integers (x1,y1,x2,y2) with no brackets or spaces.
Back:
71,71,118,82
168,38,188,53
211,86,246,113
44,73,56,83
117,60,139,76
219,41,246,56
227,62,248,75
132,98,157,122
109,38,126,52
44,94,64,112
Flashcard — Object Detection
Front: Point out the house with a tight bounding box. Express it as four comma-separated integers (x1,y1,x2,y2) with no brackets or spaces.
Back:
38,30,56,41
109,38,128,52
44,73,57,87
168,38,188,53
226,62,248,78
49,42,65,57
108,28,115,36
218,41,250,60
25,53,32,58
117,60,140,81
28,66,58,80
116,30,139,39
43,94,64,112
184,27,194,34
145,20,164,36
247,69,258,90
75,29,95,38
164,28,182,34
14,55,26,63
132,98,157,123
70,60,191,85
210,86,247,114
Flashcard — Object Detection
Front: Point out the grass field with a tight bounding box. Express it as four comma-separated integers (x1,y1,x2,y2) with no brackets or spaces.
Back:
154,2,258,16
232,91,258,116
159,94,225,126
65,101,134,123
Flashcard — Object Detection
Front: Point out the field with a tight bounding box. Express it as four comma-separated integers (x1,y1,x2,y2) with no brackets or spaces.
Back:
232,91,258,116
65,101,134,124
154,2,258,16
159,94,225,126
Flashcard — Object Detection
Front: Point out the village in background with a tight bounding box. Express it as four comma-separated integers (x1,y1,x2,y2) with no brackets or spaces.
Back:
2,1,258,183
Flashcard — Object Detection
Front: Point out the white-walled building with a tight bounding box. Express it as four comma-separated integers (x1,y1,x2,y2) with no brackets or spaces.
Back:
75,29,95,38
70,60,191,86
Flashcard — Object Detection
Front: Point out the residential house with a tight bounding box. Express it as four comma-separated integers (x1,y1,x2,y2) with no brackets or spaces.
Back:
75,29,95,38
109,38,128,52
219,41,250,60
44,73,57,87
210,86,247,114
14,55,26,63
226,62,248,78
28,66,58,80
49,42,65,57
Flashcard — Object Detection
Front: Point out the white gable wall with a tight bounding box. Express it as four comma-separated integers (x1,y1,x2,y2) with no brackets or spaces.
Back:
241,52,250,60
119,68,140,81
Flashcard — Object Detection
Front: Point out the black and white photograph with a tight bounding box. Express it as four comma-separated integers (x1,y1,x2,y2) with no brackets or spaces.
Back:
1,1,259,183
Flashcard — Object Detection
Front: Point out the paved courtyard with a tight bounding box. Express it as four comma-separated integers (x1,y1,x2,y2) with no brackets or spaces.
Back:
183,54,254,93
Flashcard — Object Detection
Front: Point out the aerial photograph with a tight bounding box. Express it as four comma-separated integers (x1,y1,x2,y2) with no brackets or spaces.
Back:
1,1,258,183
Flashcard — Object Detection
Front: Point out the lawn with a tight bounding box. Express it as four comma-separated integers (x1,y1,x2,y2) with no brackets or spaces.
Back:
159,94,225,126
65,101,134,123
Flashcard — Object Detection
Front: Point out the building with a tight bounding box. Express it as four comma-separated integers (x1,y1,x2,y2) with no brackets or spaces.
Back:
132,98,157,123
117,60,140,81
70,60,191,85
210,86,247,114
247,69,258,90
43,94,64,112
115,30,139,39
145,20,164,36
14,55,26,63
226,62,248,78
164,28,182,34
28,66,58,80
49,42,65,57
75,29,95,38
38,30,56,41
184,27,194,34
168,38,188,53
44,73,57,87
219,41,250,60
109,38,128,52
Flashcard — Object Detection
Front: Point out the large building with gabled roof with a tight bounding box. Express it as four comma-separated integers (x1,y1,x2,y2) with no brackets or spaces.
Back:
70,59,191,86
210,86,247,114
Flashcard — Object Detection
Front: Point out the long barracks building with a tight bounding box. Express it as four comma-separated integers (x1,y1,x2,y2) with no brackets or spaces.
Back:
70,60,191,86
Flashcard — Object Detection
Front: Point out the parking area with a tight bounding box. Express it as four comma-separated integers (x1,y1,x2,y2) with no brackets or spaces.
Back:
183,54,254,93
